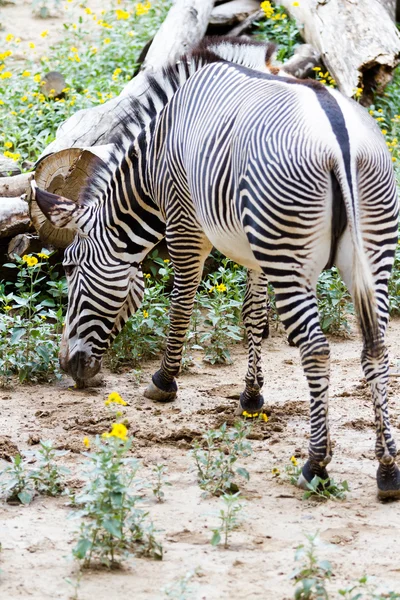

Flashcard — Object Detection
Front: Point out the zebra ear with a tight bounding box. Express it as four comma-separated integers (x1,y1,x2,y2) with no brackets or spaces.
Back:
31,182,84,230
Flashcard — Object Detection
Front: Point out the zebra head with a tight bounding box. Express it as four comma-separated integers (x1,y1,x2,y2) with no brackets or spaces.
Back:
31,183,145,384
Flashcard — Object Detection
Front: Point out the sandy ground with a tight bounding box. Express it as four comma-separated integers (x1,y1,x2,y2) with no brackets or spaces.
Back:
1,321,400,600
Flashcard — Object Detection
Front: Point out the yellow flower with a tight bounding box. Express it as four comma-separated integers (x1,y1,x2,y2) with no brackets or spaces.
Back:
0,101,4,105
3,151,20,160
4,141,12,148
90,46,98,53
272,467,280,477
208,286,215,293
163,258,170,263
4,305,12,311
144,273,151,279
40,315,46,320
10,111,17,116
0,72,12,79
5,33,14,42
22,70,31,77
290,455,298,466
113,67,122,76
102,422,129,441
136,1,151,15
106,391,127,406
261,413,268,423
37,252,49,259
216,283,227,293
72,23,77,30
143,310,149,318
381,129,387,135
376,117,384,122
292,1,299,5
260,0,274,18
116,8,129,19
34,74,41,83
128,30,134,37
103,37,111,44
21,96,28,102
19,108,25,114
70,46,78,52
29,42,35,49
26,256,38,267
84,7,92,13
83,436,90,448
40,30,48,37
242,410,259,418
74,53,81,63
392,157,397,162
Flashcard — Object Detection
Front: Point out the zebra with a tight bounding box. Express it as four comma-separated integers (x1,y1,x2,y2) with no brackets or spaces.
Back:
31,38,400,499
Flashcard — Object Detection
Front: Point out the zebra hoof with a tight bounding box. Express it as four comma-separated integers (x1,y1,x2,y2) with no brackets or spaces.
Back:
234,392,264,416
297,459,330,489
143,372,178,403
377,462,400,500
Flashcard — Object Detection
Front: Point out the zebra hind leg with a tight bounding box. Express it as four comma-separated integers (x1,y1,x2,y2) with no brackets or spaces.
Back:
235,270,269,415
144,231,212,403
275,288,332,486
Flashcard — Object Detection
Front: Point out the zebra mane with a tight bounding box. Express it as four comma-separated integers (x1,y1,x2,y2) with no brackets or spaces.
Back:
80,37,276,204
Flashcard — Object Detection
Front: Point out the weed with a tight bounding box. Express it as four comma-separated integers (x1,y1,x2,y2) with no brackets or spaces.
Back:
191,421,252,496
152,463,171,502
210,492,244,549
72,428,162,567
284,455,303,485
0,454,35,504
302,477,349,502
293,533,332,600
65,569,82,600
339,575,400,599
0,252,66,384
28,440,69,496
254,2,302,62
317,268,353,336
163,569,199,599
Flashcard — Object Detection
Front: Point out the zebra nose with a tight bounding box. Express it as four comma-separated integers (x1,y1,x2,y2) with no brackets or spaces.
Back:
68,350,100,382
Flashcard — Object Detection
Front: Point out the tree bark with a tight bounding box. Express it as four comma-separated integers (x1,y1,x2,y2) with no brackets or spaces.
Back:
38,0,215,159
0,198,31,239
279,0,400,102
376,0,396,20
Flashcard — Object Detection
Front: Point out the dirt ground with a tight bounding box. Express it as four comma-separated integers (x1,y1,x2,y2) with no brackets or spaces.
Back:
1,321,400,600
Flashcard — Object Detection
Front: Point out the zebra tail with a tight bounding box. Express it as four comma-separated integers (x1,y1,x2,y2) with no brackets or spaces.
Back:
332,165,381,358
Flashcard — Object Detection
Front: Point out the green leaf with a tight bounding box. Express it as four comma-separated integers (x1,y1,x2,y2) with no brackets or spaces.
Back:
103,519,122,538
210,530,221,546
18,490,33,505
10,328,26,344
236,467,250,481
73,538,92,559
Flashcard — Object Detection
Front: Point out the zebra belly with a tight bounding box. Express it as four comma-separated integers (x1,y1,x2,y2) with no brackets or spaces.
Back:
202,226,262,271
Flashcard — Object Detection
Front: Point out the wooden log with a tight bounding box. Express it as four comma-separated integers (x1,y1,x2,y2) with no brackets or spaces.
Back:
38,0,215,159
279,0,400,102
0,172,34,198
0,156,21,177
376,0,396,20
280,44,320,79
0,197,30,239
209,0,260,26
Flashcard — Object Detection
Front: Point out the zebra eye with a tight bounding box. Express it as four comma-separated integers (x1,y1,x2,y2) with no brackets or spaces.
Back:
64,264,75,277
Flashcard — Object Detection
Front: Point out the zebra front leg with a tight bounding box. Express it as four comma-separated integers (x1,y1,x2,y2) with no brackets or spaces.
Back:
235,270,269,415
144,233,212,402
275,288,332,485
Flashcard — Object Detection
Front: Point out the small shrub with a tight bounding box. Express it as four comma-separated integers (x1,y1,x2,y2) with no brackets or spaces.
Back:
0,454,35,505
293,533,332,600
191,421,252,496
72,427,162,568
253,2,302,62
210,492,244,549
317,268,353,336
152,463,171,502
28,440,69,496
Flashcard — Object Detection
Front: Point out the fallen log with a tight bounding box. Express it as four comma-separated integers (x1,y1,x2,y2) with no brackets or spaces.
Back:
0,172,34,198
279,0,400,103
209,0,260,26
0,197,30,239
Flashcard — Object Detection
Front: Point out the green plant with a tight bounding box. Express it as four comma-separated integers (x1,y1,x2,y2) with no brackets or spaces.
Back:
388,241,400,317
152,463,171,502
28,440,69,496
253,2,302,62
0,2,172,166
317,268,354,336
72,427,162,567
339,575,400,599
0,251,66,384
191,421,252,496
293,533,332,600
163,569,199,599
0,454,35,504
302,477,349,502
210,492,244,549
